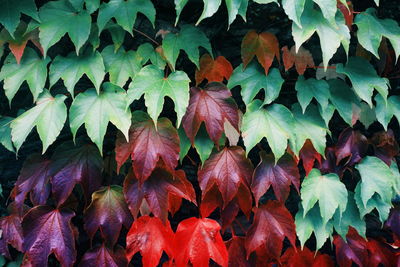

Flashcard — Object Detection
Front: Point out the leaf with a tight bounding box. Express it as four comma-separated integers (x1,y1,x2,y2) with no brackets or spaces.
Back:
102,45,141,87
127,64,190,127
316,63,346,80
49,51,105,96
225,237,250,267
38,0,91,56
282,45,314,75
97,0,155,34
84,185,133,246
85,0,100,14
355,8,400,61
375,95,400,130
292,140,322,176
300,168,348,223
241,30,280,74
386,207,400,237
198,146,253,207
370,130,399,166
280,246,334,267
0,116,14,152
70,83,131,154
252,151,300,204
50,140,103,206
225,0,249,26
126,216,174,267
0,213,23,258
182,83,239,145
241,99,295,160
10,91,67,153
123,164,196,223
173,217,228,267
162,25,212,70
245,200,296,260
0,47,50,103
196,0,222,25
281,0,306,27
115,111,179,183
195,54,233,85
295,76,330,113
0,0,38,37
22,206,76,267
337,0,353,29
333,228,367,267
336,57,389,106
335,128,368,166
79,244,128,267
227,63,283,106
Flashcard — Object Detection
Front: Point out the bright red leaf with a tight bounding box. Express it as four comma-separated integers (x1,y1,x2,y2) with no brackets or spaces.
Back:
282,45,314,75
198,146,253,207
335,128,368,166
337,0,354,29
252,151,300,204
195,54,233,85
22,206,76,267
245,200,296,260
79,244,128,267
241,30,280,74
173,217,228,267
84,185,133,246
126,216,174,267
182,83,239,145
370,129,399,166
115,111,179,183
123,163,196,223
280,246,334,267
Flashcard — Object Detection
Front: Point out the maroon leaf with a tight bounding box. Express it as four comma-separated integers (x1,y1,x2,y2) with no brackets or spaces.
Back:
198,146,253,207
11,154,52,208
182,83,239,145
333,228,367,267
280,246,334,267
123,163,196,224
84,185,133,246
251,151,300,204
126,216,174,267
245,200,296,260
366,239,397,267
115,111,179,183
297,140,322,175
370,129,399,166
225,237,251,267
319,146,346,177
79,244,128,267
22,206,76,267
335,128,368,166
50,140,103,206
386,207,400,237
0,212,24,258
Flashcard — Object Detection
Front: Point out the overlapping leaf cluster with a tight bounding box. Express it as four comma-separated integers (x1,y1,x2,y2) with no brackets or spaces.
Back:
0,0,400,266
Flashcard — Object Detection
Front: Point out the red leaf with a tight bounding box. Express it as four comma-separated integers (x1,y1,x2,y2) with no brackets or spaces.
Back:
367,239,398,267
245,200,296,260
281,45,314,75
123,163,196,224
225,236,251,267
79,244,128,267
126,216,174,267
241,30,280,74
173,217,228,267
115,111,179,183
195,54,233,85
333,228,367,267
50,140,103,206
337,0,354,29
11,154,52,208
22,206,76,267
280,246,334,267
84,185,133,246
299,140,322,175
198,146,253,207
0,213,24,258
251,151,300,204
335,128,368,166
370,129,399,166
182,83,239,145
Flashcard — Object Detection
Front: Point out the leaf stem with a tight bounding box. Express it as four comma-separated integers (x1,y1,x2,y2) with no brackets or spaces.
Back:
132,28,160,46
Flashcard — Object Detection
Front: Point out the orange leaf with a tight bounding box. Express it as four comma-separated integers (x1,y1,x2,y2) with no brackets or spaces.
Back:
282,45,314,75
195,54,233,85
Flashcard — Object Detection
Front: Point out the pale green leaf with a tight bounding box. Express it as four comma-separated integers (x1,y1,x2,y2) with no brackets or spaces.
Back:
282,0,306,28
174,0,189,25
375,95,400,131
225,0,249,26
196,0,222,25
0,0,39,37
295,76,330,113
0,116,14,152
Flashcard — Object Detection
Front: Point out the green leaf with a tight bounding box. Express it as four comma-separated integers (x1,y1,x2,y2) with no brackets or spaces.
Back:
375,95,400,131
0,116,14,152
196,0,222,25
241,99,295,160
85,0,100,14
228,63,283,106
127,65,190,127
162,25,212,70
49,51,105,96
355,8,400,61
290,104,328,156
10,91,67,153
295,204,333,250
104,22,126,52
38,0,91,56
225,0,249,26
358,102,376,129
0,0,39,37
70,83,131,154
295,76,330,113
292,3,349,68
318,103,335,127
336,57,389,107
313,0,338,25
0,48,50,103
97,0,155,34
102,45,141,87
174,0,189,25
282,0,306,28
300,168,348,224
